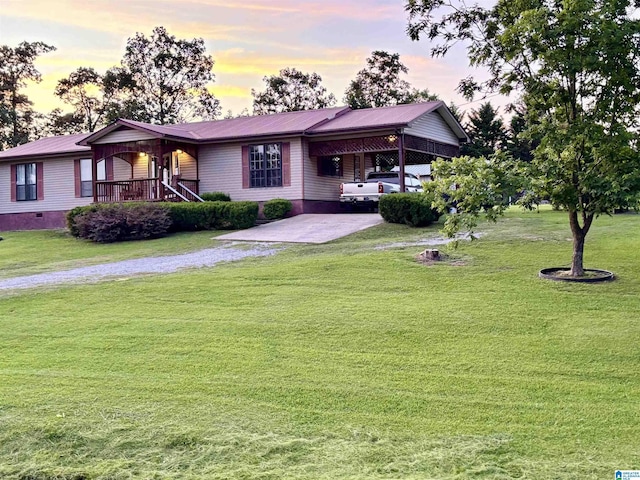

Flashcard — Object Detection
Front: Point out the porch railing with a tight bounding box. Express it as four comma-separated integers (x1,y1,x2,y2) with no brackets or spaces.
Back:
176,178,202,202
95,178,200,203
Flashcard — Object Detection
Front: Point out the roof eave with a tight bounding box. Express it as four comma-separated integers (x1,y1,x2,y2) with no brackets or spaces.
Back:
0,149,91,162
305,123,409,137
78,118,177,146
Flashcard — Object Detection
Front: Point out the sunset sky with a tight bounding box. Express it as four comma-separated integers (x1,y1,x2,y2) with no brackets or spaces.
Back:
0,0,505,118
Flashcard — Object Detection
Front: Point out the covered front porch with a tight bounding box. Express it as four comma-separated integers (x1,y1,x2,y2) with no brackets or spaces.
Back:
91,139,201,203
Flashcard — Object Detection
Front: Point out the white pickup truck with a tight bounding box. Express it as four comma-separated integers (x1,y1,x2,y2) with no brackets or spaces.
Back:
339,171,423,208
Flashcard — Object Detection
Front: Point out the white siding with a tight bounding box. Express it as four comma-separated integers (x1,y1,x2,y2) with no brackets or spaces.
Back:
405,111,460,145
198,138,303,201
0,156,92,214
132,156,149,178
93,129,158,144
304,149,356,202
113,157,132,180
177,152,197,179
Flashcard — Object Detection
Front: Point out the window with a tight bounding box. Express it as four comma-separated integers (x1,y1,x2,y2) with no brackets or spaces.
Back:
16,163,37,201
250,143,282,188
79,159,106,197
318,156,343,177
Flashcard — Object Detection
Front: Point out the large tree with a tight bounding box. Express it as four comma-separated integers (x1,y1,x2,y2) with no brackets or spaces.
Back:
461,102,506,158
118,26,220,124
344,51,438,109
54,67,109,132
407,0,640,276
252,68,336,115
0,41,55,150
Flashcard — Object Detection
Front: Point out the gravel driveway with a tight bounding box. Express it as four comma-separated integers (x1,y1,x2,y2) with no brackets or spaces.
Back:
0,242,280,291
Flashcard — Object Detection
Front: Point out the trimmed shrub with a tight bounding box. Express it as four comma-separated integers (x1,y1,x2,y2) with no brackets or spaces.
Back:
200,191,231,202
263,198,293,220
165,202,216,231
214,201,259,229
73,203,171,242
379,193,439,227
67,204,103,237
165,201,258,231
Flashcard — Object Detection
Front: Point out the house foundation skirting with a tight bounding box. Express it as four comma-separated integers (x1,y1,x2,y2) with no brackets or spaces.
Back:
0,210,68,231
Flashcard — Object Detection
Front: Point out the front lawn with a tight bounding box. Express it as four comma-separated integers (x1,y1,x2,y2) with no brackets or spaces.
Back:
0,229,222,280
0,209,638,479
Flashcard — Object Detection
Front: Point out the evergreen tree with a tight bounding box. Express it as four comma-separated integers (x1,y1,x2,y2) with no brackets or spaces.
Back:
460,102,506,157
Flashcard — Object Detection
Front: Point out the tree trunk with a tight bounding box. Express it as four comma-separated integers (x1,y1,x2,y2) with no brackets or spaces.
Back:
570,229,585,276
568,209,593,277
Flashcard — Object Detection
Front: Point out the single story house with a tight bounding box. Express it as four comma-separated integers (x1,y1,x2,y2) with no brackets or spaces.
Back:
0,101,468,231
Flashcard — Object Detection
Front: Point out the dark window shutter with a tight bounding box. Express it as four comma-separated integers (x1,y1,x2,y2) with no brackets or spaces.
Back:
10,164,16,202
74,159,81,197
106,157,114,181
282,142,291,187
36,162,44,200
242,146,250,189
316,157,322,176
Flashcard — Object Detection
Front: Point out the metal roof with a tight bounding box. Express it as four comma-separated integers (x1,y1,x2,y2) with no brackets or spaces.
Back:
0,133,91,161
307,102,442,134
79,107,351,145
0,103,468,159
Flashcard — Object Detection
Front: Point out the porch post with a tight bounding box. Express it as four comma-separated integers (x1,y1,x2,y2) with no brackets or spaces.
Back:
398,130,406,193
92,149,99,203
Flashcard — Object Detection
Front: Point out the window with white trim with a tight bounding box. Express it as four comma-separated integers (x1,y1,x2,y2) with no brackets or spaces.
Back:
250,143,282,188
79,159,106,197
16,163,37,201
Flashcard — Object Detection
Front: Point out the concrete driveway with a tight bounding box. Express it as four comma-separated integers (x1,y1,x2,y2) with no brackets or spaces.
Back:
216,213,383,244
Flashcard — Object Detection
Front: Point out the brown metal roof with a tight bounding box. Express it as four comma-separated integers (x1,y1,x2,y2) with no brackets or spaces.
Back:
0,133,91,161
0,102,467,159
79,107,351,145
307,102,442,134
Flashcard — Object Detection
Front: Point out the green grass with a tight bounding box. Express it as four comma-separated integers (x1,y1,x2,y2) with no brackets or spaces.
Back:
0,229,224,280
0,209,639,479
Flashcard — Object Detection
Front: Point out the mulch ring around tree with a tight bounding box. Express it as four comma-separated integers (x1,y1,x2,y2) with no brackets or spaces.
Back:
539,267,615,283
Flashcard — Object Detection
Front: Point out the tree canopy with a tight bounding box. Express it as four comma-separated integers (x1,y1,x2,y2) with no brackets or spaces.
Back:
118,26,220,125
54,67,109,133
344,50,439,109
252,68,336,115
0,41,55,150
407,0,640,276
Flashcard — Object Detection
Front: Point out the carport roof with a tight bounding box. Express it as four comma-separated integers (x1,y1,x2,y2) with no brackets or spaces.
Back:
307,102,442,134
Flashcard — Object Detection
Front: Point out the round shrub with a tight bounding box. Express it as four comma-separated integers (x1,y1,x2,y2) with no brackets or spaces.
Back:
73,203,171,242
263,198,293,220
200,191,231,202
379,192,439,227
